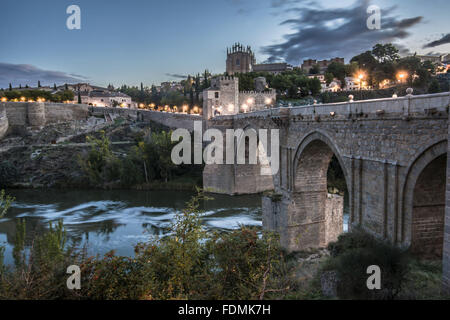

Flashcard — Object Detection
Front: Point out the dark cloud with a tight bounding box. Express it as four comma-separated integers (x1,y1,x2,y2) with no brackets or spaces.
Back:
261,0,423,63
423,33,450,49
165,73,187,79
0,63,87,89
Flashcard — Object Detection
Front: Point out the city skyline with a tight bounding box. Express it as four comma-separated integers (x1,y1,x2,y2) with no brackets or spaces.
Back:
0,0,449,88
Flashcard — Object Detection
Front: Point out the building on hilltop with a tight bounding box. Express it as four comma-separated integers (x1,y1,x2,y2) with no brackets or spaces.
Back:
226,43,293,75
75,90,134,108
203,75,276,119
226,43,256,75
301,57,345,74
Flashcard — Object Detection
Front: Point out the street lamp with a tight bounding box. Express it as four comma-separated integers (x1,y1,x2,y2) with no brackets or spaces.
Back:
397,72,408,83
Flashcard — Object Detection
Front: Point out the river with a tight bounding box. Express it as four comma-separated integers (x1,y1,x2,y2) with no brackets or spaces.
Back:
0,189,349,265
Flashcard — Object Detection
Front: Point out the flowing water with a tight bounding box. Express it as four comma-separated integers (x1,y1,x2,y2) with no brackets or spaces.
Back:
0,189,349,265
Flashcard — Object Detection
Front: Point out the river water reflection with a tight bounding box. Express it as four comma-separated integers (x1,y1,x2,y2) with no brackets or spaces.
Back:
0,189,349,265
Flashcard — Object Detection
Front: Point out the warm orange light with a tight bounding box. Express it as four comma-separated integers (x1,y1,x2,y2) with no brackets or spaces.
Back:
1,97,7,102
242,104,248,112
397,72,408,82
20,96,26,102
265,98,272,105
246,98,254,105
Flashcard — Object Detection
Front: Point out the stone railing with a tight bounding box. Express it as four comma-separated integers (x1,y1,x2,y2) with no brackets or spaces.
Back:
211,91,450,121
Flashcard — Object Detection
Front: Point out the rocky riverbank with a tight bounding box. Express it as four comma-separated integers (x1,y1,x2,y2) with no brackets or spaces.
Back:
0,115,173,189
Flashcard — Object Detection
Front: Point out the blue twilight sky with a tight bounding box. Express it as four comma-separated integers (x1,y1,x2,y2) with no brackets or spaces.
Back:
0,0,449,88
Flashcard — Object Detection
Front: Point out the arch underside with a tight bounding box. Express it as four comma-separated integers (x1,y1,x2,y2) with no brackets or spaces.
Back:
285,132,349,251
401,141,448,258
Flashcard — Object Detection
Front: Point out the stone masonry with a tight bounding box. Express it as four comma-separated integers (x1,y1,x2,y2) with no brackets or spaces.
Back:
204,91,450,290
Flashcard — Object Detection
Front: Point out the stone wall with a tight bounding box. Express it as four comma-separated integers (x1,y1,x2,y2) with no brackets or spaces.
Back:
90,106,201,131
443,112,450,294
0,102,200,140
0,103,8,139
2,102,90,129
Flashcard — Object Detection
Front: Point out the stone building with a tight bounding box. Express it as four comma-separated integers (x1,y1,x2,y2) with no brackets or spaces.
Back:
226,43,256,75
301,57,345,74
203,76,276,119
226,43,293,75
73,90,135,108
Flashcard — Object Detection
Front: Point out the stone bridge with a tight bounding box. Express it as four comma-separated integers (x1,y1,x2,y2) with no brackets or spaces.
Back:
204,91,450,292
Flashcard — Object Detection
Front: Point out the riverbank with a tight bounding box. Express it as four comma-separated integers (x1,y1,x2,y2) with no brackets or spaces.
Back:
0,116,203,190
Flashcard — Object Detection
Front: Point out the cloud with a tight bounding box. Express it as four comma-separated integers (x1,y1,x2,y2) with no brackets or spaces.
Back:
261,0,423,63
165,73,187,79
423,33,450,49
0,63,87,89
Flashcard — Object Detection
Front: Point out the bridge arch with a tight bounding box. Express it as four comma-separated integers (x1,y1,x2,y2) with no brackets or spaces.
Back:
401,140,447,258
286,131,350,250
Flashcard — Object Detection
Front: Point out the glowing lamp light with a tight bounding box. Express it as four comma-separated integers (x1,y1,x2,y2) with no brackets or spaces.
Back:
242,104,248,113
28,99,34,103
139,103,145,109
265,98,272,105
228,104,234,112
1,97,7,102
246,98,254,105
120,103,127,108
20,97,26,102
397,72,407,82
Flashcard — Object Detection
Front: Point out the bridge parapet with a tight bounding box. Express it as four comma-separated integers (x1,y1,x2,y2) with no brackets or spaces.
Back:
210,92,450,121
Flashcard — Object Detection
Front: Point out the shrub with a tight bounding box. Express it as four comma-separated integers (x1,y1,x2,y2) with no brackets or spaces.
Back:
324,229,411,300
0,161,18,187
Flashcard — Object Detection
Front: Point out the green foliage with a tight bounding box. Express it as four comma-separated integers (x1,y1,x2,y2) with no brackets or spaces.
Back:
428,79,441,93
0,189,14,218
324,229,411,300
77,130,121,186
0,219,83,299
1,89,73,103
0,161,19,187
74,190,295,300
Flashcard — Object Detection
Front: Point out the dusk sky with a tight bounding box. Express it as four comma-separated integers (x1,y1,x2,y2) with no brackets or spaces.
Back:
0,0,449,88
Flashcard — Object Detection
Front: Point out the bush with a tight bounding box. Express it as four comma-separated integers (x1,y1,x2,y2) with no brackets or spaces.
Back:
324,229,411,300
0,161,18,187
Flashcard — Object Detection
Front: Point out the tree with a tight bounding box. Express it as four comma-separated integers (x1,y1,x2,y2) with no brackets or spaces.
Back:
38,80,41,88
53,83,57,90
327,62,347,88
350,51,378,70
428,79,441,93
325,72,334,85
9,83,12,91
309,64,320,75
372,43,400,63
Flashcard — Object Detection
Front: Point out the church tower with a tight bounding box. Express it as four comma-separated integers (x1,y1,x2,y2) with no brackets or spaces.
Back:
226,43,256,75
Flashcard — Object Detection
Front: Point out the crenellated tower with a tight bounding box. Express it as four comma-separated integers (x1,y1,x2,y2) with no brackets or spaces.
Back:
226,43,256,75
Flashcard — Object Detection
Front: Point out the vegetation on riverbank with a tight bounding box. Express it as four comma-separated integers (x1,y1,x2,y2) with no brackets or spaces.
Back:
77,130,202,189
0,188,447,300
